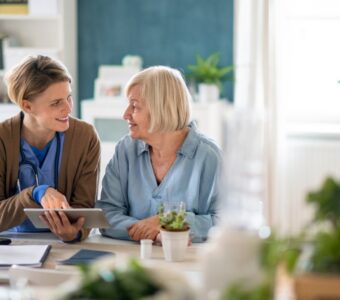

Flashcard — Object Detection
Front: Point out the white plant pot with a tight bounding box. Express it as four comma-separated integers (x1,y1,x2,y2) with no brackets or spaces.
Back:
160,229,190,262
198,83,219,103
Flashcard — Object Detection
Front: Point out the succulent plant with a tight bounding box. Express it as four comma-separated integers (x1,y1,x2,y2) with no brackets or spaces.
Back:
158,202,189,231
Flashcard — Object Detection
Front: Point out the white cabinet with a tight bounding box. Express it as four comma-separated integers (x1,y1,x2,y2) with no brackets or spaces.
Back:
81,99,128,190
0,0,77,115
190,100,233,149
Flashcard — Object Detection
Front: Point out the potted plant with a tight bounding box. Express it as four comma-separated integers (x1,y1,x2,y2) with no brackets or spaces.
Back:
158,202,190,262
187,52,233,103
292,176,340,299
221,177,340,300
58,258,195,299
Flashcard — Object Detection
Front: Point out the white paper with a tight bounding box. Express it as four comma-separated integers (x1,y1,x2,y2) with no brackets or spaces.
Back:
0,245,50,268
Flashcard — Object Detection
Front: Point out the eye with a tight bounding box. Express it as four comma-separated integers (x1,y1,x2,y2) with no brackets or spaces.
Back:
51,100,61,107
132,101,140,110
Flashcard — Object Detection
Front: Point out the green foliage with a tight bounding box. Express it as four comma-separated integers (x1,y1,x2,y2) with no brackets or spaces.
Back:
63,259,161,300
222,280,273,300
260,232,301,274
305,176,340,274
310,228,340,274
223,176,340,299
187,52,234,87
221,232,301,300
158,203,189,231
306,176,340,229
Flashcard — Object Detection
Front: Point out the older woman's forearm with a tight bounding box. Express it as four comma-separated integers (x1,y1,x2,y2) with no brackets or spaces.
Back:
96,200,139,240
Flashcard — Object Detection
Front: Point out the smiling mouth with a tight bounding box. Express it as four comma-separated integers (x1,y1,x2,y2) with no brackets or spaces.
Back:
56,116,69,122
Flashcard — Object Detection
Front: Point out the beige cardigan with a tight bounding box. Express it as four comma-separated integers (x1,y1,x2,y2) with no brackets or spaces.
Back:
0,113,100,239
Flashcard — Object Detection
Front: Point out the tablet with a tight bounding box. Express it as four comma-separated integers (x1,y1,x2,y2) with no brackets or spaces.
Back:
24,208,110,229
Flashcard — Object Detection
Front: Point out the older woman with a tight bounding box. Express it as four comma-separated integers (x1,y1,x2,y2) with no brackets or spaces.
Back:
96,66,222,242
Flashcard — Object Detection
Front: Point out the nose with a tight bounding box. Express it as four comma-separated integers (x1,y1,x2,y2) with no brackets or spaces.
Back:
63,98,73,114
123,105,132,120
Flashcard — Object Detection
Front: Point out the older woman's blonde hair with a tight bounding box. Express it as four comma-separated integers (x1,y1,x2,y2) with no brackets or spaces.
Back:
125,66,191,133
5,55,71,109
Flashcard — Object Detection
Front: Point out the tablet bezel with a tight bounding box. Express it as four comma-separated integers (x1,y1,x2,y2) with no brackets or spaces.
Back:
24,208,110,229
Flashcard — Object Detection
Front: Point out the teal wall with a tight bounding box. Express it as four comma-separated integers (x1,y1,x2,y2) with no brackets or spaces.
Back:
78,0,234,108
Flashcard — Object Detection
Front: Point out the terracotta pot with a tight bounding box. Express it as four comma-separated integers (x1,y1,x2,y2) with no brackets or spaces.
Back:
275,266,340,300
294,273,340,300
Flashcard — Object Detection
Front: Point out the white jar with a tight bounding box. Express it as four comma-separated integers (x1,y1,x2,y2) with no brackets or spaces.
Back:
140,239,153,259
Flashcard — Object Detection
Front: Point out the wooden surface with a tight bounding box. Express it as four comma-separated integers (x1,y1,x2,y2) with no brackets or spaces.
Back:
0,231,203,298
294,273,340,300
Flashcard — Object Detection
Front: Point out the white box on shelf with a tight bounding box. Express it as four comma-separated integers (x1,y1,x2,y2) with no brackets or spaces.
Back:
94,65,139,100
28,0,59,16
4,47,60,71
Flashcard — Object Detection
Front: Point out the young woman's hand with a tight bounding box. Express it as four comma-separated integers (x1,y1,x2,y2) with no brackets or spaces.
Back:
128,215,160,241
41,188,71,209
39,210,84,242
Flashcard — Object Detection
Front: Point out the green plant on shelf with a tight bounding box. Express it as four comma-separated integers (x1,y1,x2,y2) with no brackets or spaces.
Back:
187,52,234,89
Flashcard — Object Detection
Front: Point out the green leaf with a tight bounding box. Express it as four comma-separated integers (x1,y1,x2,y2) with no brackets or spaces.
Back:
186,52,234,84
306,177,340,229
310,228,340,274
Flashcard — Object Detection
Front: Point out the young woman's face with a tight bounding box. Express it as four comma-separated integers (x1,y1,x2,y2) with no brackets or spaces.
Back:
23,81,73,133
123,85,150,140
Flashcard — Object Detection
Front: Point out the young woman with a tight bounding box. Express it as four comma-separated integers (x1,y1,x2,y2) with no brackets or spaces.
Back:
0,55,100,242
97,66,222,243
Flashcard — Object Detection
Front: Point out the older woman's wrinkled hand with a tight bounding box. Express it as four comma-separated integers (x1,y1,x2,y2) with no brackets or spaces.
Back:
128,215,160,241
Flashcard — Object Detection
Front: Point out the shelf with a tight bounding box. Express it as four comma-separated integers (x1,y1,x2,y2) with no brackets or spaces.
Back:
0,14,60,21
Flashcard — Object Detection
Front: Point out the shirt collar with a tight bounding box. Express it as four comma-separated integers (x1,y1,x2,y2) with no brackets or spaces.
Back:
137,140,149,156
136,122,199,159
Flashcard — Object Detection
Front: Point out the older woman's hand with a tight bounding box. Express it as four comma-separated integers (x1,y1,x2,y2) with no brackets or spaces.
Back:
128,215,160,241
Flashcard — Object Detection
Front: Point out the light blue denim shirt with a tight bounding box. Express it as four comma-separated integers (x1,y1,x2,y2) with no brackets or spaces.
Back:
96,123,222,242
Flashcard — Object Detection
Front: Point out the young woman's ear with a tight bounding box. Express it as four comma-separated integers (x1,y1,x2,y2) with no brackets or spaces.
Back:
21,99,32,113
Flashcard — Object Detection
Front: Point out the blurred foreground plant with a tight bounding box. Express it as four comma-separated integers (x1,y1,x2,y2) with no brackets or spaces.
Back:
222,176,340,300
62,259,161,300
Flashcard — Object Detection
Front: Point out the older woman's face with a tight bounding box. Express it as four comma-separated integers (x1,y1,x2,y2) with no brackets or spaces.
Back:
123,85,150,140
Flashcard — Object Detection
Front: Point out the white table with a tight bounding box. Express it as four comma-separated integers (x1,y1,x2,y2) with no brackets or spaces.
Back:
0,232,204,299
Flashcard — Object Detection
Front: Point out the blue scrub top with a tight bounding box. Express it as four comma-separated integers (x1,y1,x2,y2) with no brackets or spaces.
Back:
10,132,64,232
